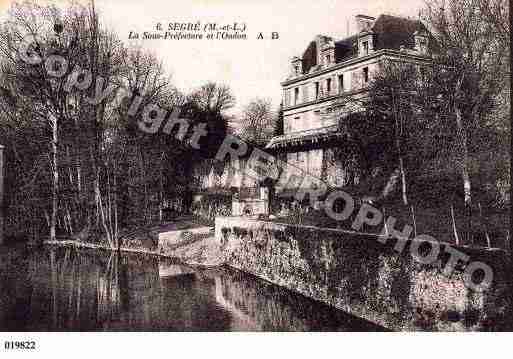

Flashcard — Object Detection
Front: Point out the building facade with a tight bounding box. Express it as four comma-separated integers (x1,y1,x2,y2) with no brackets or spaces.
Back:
266,14,431,189
190,14,433,213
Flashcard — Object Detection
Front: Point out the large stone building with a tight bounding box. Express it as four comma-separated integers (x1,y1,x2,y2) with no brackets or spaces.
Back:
191,14,433,216
266,14,432,188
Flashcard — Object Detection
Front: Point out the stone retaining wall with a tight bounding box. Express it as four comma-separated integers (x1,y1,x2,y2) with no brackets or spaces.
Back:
215,216,512,331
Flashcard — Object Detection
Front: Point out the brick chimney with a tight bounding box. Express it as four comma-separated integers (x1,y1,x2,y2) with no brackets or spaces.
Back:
315,35,335,68
355,14,375,33
290,56,302,77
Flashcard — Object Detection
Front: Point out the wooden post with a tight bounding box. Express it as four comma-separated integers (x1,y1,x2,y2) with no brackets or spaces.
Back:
0,144,4,245
260,186,270,216
410,205,417,238
478,202,492,248
382,206,389,236
450,204,460,246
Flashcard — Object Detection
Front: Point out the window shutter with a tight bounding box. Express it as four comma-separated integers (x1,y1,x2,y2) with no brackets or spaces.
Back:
351,71,360,89
309,149,323,178
303,84,309,102
284,90,291,106
284,118,291,134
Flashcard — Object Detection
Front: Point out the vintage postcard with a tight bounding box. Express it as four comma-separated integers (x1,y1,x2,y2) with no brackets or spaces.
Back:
0,0,510,356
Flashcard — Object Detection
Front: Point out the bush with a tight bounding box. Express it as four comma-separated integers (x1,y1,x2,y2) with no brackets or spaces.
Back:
191,192,232,223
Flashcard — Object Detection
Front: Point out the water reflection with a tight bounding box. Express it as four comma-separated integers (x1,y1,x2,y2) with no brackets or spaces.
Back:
0,247,384,331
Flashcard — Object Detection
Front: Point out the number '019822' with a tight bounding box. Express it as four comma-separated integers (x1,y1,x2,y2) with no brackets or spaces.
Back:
4,341,36,350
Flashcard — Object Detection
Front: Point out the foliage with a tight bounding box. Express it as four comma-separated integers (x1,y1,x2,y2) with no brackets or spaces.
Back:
191,193,232,224
0,0,232,245
237,97,275,144
273,103,284,137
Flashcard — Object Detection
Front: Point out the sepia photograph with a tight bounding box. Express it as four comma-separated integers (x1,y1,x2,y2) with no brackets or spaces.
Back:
0,0,511,356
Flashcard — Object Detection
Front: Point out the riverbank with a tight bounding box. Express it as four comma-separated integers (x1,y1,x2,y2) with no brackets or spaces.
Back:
215,216,513,331
0,245,385,331
39,214,513,331
44,218,225,268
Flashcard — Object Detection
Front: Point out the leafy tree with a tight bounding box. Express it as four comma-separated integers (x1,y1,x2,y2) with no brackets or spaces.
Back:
238,97,275,144
0,1,190,245
0,1,119,241
331,60,427,204
273,103,284,137
424,0,509,207
188,81,235,114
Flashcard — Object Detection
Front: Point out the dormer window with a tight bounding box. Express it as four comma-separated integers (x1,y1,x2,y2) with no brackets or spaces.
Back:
358,32,374,57
356,15,375,33
294,65,300,75
418,38,427,52
362,41,369,55
363,67,369,83
414,31,429,54
318,36,335,69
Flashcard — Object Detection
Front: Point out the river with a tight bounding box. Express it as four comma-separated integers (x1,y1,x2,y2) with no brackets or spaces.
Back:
0,245,385,331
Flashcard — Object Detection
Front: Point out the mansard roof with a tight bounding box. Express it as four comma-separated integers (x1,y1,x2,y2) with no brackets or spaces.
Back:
302,40,318,75
372,14,427,51
300,14,431,75
334,35,359,63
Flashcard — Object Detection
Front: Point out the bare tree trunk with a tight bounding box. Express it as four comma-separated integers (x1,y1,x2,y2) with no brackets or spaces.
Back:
44,210,50,228
66,146,73,186
96,268,101,319
451,203,460,246
76,254,81,319
381,167,400,199
410,205,417,238
478,202,492,248
68,259,75,324
159,152,164,223
382,206,389,236
393,93,408,206
113,165,119,248
399,155,408,205
95,169,113,247
455,106,472,243
95,190,100,227
458,134,472,204
65,203,73,236
106,167,114,242
50,114,58,241
139,149,149,224
392,90,408,205
50,249,58,329
77,158,82,194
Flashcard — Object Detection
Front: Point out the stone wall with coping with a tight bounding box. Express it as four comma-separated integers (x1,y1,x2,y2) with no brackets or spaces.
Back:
215,216,512,331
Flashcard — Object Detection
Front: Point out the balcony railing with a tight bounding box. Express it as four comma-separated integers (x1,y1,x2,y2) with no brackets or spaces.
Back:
266,124,342,149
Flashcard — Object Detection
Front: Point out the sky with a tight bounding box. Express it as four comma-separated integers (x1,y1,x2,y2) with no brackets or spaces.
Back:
0,0,426,116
